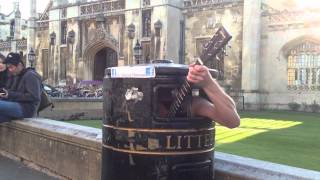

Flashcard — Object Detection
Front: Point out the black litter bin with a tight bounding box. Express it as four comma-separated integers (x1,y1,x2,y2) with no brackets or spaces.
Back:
102,60,217,180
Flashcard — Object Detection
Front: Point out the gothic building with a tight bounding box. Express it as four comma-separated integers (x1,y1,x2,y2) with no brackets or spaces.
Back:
1,0,320,110
0,3,28,63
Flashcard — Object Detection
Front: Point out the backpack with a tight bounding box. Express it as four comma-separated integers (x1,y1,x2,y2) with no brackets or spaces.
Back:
37,84,54,114
9,67,54,115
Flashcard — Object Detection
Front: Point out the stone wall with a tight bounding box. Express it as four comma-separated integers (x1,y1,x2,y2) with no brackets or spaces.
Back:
260,11,320,108
1,118,320,180
38,98,103,120
183,1,243,90
0,119,101,180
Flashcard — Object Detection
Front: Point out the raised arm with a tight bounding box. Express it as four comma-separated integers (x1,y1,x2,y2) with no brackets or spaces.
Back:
187,64,240,128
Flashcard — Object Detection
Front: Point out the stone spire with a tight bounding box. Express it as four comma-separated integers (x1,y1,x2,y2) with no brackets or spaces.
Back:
14,3,21,40
27,0,37,67
15,3,21,18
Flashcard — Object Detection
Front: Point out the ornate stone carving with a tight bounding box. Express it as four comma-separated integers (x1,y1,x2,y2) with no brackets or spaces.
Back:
89,26,118,49
184,0,242,8
0,41,11,50
17,39,27,49
36,1,52,30
80,0,124,16
263,8,320,31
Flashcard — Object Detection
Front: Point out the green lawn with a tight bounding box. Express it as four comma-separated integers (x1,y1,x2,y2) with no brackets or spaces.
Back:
69,120,102,129
67,111,320,171
216,111,320,171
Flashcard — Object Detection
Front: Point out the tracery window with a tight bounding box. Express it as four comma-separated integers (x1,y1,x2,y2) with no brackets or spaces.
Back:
287,42,320,90
61,21,67,44
142,10,151,38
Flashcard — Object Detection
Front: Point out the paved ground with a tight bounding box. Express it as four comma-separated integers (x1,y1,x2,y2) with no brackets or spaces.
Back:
0,155,58,180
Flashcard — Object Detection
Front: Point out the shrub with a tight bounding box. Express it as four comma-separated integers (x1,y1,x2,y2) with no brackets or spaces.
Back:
288,102,300,111
309,101,320,113
301,102,309,112
245,102,252,110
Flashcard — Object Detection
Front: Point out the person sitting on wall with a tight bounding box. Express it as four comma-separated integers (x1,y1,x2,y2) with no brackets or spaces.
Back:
0,52,41,123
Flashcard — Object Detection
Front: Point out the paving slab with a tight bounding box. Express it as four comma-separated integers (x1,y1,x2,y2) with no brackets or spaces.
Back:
0,155,57,180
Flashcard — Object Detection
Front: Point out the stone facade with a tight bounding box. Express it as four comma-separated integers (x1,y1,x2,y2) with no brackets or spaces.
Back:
259,8,320,108
183,0,243,90
0,3,28,60
36,0,183,85
1,0,320,110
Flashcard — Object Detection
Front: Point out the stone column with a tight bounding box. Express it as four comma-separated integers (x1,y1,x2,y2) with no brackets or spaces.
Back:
241,0,262,109
11,41,17,53
27,0,37,67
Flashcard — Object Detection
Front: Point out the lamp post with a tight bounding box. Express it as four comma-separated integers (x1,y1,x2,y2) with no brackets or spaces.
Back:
28,48,35,68
133,40,142,64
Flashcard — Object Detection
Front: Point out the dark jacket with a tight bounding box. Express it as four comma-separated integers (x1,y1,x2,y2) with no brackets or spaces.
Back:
0,70,8,88
6,68,42,117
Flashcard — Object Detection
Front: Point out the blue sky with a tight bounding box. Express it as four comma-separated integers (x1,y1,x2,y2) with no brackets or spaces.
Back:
0,0,50,19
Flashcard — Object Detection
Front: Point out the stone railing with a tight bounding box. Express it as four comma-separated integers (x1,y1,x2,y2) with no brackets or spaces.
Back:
0,119,101,180
16,39,27,49
39,98,103,120
1,118,320,180
183,0,241,8
0,40,11,50
80,0,125,16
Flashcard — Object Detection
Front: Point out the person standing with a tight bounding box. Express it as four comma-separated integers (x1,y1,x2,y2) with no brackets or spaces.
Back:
0,52,41,123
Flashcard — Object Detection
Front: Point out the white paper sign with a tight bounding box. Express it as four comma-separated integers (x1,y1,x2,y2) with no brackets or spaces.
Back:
110,66,156,78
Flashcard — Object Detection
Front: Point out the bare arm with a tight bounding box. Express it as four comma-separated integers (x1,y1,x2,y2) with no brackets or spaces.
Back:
187,64,240,128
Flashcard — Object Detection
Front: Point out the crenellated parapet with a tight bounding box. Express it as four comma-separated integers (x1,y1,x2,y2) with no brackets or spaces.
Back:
183,0,242,9
0,41,11,51
80,0,125,17
262,8,320,31
16,39,27,50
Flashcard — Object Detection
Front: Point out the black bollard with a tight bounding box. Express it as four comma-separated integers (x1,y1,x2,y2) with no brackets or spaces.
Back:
102,60,217,180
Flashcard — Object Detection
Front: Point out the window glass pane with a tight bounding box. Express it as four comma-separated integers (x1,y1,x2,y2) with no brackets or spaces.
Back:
287,42,320,88
288,56,292,67
318,69,320,84
305,68,310,84
312,68,317,85
288,68,295,85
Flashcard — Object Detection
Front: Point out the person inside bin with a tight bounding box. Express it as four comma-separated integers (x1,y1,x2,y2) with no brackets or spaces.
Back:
187,63,240,128
157,63,240,129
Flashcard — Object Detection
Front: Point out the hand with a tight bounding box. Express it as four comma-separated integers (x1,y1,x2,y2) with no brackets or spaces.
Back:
0,88,8,98
187,64,213,88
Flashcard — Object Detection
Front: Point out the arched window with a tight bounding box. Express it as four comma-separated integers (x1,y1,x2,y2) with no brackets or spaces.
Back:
287,41,320,90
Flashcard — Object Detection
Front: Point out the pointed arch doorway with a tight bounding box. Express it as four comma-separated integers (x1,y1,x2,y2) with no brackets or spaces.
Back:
93,47,117,81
